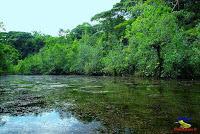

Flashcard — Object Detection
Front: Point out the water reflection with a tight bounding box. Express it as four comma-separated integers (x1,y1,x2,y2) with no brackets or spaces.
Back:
0,111,102,134
0,75,199,133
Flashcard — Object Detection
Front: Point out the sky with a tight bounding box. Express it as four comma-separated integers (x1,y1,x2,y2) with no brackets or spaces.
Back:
0,0,119,36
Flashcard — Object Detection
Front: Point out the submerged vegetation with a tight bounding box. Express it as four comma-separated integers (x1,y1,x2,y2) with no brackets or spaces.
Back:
0,0,199,78
0,75,199,133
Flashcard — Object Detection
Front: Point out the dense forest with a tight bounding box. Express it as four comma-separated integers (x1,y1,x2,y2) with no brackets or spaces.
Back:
0,0,199,78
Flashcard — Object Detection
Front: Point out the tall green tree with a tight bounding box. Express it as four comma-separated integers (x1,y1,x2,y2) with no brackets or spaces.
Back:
126,0,186,78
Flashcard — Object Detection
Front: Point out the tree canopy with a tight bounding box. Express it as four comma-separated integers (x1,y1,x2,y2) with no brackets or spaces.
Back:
0,0,199,78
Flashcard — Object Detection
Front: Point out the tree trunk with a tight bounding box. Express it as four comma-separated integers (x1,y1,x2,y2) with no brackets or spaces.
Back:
156,45,163,78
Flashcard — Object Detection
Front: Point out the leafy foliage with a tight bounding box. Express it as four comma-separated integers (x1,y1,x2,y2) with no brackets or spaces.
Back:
0,0,199,78
126,1,185,77
0,31,45,58
0,44,20,74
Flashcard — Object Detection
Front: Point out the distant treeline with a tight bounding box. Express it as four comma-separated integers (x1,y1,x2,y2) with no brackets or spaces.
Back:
0,0,199,78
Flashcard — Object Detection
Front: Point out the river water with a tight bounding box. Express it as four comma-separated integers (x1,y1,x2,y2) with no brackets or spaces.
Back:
0,75,199,133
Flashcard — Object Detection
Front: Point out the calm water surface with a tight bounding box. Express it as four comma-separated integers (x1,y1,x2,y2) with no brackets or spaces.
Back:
0,75,199,133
